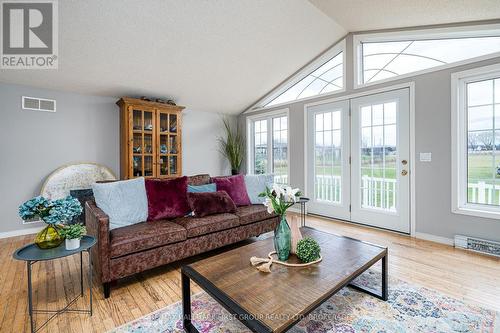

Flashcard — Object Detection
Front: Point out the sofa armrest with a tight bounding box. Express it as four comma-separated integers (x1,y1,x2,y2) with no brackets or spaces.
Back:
85,200,111,283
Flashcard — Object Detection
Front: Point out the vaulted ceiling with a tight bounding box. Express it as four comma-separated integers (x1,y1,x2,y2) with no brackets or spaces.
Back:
1,0,499,114
309,0,500,32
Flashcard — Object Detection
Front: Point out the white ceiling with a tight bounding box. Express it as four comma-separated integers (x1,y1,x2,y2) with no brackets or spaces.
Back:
1,1,499,114
0,0,345,114
309,0,500,32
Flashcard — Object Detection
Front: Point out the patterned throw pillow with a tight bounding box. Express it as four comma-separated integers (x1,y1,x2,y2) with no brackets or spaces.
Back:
92,177,148,230
244,174,274,204
188,191,237,217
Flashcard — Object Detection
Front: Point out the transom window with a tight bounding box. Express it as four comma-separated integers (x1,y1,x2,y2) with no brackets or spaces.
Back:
361,37,500,84
452,64,500,219
356,25,500,86
248,111,289,184
267,51,344,107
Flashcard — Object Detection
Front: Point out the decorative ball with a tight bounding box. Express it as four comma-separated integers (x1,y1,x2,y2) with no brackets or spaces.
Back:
296,237,321,263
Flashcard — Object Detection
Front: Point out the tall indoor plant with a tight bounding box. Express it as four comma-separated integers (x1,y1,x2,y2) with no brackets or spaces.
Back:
19,196,82,249
260,184,301,261
217,117,245,175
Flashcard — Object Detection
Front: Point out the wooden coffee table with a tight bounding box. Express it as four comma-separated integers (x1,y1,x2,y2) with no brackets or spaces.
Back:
181,227,387,333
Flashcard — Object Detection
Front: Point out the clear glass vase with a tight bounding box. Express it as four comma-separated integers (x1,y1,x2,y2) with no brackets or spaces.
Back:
35,224,64,249
274,215,291,261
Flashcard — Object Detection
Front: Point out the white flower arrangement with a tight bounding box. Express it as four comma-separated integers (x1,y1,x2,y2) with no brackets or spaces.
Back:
259,184,302,216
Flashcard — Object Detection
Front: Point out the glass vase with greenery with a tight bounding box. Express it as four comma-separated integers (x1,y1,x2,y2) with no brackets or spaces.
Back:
217,117,245,175
18,196,82,249
259,184,301,261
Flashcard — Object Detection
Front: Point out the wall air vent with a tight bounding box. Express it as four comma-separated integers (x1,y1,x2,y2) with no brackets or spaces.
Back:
455,235,500,257
22,96,56,112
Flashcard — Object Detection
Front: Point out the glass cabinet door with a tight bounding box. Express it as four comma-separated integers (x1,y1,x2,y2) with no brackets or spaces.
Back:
130,107,156,178
156,110,180,177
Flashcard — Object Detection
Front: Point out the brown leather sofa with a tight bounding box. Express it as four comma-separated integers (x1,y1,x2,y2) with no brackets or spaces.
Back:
85,174,278,298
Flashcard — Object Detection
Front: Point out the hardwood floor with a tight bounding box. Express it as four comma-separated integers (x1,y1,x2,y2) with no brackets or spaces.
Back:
1,214,499,332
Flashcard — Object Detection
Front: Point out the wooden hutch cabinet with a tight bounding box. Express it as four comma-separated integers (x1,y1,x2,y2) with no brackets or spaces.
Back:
117,97,184,179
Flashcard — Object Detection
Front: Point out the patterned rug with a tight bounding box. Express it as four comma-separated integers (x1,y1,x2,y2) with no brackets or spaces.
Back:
110,270,500,333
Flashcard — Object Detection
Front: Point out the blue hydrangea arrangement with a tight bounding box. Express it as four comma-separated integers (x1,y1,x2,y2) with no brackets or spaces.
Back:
19,196,82,224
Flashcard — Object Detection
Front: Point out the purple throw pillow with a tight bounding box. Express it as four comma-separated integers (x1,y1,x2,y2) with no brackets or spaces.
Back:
145,176,190,220
188,191,237,217
212,174,251,206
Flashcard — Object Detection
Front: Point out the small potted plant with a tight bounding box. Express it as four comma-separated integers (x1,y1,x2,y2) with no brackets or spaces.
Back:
60,224,86,250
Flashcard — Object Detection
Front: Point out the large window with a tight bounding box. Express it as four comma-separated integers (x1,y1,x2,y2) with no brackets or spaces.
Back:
356,25,500,86
248,111,289,184
452,64,500,218
267,51,344,106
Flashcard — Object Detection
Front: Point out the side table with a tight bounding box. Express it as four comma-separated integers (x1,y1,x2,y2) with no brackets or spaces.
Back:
13,235,96,333
297,197,310,227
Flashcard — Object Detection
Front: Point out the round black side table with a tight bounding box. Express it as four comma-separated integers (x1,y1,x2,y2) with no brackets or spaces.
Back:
297,197,310,227
13,235,96,333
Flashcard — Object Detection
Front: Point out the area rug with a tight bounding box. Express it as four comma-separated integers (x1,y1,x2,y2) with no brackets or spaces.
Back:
110,270,500,333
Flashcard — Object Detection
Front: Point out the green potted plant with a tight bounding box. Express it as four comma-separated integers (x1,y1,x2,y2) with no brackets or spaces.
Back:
217,117,245,175
59,224,86,250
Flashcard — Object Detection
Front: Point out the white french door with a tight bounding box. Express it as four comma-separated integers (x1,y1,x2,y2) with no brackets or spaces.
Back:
306,88,410,233
306,100,351,220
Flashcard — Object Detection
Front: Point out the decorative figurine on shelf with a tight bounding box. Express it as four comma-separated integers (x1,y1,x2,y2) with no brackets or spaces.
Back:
144,124,153,131
59,223,87,250
259,184,301,261
133,146,141,153
160,144,168,154
19,196,82,249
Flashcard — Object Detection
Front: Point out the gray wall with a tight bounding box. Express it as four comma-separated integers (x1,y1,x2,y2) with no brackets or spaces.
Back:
0,83,230,234
182,110,232,176
240,33,500,242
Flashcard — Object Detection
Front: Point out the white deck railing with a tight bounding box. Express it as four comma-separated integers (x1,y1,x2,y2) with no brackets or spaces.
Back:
315,175,397,210
276,175,498,207
468,182,500,205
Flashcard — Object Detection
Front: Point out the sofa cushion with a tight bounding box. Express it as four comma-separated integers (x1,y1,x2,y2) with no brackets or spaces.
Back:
188,191,237,217
187,183,216,193
212,175,251,206
244,174,274,204
145,176,190,221
187,174,211,186
110,220,187,258
173,213,240,238
234,204,277,225
92,177,148,230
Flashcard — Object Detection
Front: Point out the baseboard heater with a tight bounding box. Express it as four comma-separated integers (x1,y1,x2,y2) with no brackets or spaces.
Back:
454,235,500,257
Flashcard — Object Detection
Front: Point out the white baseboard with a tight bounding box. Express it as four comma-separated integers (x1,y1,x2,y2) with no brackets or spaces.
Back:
0,225,44,239
414,232,454,246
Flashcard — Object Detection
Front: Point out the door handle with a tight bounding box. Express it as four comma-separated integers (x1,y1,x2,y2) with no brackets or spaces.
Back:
401,170,408,176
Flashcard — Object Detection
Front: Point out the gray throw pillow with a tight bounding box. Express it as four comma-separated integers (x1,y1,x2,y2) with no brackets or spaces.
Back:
244,174,274,204
92,177,148,230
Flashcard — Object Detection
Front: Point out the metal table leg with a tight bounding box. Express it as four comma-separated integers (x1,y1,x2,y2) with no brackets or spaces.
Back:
88,249,93,316
27,261,34,333
26,252,93,332
182,271,197,333
348,252,389,301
